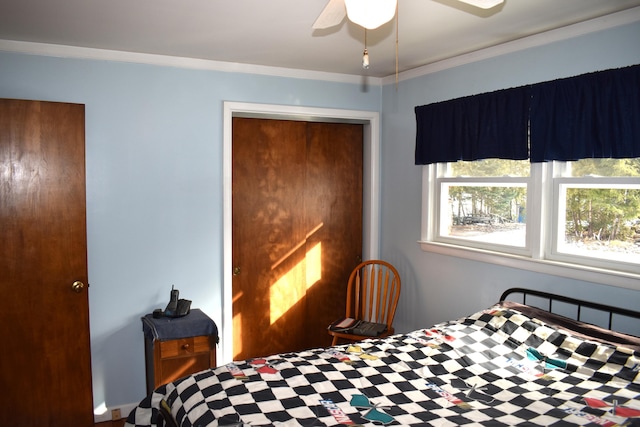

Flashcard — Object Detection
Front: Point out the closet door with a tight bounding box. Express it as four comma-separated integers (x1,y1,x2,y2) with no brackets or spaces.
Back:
0,99,93,426
232,118,308,360
232,118,362,360
303,122,363,350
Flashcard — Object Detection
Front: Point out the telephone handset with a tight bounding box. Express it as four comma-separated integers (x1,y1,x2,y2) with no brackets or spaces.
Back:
161,285,191,318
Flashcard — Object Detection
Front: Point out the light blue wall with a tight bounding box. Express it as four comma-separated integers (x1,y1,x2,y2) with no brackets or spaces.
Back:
0,52,381,410
1,18,640,413
380,21,640,335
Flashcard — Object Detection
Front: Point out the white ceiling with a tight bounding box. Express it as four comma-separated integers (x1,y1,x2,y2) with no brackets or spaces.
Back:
1,0,640,78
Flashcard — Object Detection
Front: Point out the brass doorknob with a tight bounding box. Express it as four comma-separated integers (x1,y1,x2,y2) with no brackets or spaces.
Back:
233,267,241,276
71,281,85,293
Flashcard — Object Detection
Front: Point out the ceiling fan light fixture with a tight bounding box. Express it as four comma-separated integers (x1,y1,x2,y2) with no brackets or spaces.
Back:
344,0,398,30
457,0,503,9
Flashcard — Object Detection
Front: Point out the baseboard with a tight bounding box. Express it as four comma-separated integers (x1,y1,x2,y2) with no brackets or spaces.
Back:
94,402,138,423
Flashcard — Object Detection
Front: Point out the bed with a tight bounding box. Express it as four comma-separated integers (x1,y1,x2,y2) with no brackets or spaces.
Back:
125,288,640,426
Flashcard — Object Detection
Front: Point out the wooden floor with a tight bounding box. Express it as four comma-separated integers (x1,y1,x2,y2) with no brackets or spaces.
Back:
95,419,126,427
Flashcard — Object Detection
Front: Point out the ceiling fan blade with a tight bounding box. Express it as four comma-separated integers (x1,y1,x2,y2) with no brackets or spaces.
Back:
456,0,503,9
312,0,347,29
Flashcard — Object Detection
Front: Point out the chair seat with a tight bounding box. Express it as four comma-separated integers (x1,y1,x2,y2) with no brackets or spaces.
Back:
328,326,395,345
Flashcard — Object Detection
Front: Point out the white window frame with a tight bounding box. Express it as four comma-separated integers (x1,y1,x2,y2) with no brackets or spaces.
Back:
419,162,640,291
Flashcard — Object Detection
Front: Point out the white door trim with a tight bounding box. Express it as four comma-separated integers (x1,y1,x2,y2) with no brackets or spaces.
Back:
221,101,380,364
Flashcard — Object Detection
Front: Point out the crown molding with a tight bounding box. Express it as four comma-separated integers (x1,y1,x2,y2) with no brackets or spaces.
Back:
0,39,379,85
383,5,640,85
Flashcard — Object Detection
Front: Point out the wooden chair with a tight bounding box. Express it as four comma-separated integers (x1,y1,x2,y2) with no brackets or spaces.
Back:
328,260,401,346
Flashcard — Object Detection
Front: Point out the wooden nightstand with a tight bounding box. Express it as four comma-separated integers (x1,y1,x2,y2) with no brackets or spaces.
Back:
142,309,218,394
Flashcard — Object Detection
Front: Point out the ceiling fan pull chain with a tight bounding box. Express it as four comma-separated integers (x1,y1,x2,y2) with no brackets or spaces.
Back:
362,28,370,69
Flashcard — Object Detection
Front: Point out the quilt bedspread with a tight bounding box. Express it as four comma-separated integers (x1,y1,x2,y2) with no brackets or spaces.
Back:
125,304,640,426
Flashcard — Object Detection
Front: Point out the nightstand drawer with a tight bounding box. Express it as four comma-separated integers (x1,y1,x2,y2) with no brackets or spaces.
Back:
159,335,211,358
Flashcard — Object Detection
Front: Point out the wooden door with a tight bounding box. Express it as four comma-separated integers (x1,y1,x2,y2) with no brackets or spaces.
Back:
0,99,93,426
232,118,362,360
303,122,363,350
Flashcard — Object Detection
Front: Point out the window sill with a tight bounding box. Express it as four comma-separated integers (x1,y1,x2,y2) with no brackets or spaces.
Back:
418,240,640,291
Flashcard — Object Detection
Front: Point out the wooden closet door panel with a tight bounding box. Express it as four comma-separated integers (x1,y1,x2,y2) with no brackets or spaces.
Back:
0,99,93,426
232,118,308,360
304,122,363,349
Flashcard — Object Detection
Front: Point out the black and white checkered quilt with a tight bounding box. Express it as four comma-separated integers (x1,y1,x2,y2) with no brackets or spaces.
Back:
126,303,640,426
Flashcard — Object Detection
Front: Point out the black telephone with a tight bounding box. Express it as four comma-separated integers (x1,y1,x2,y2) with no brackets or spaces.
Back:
161,285,191,318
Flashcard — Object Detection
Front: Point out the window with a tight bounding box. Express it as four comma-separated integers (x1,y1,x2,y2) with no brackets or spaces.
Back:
551,159,640,270
416,65,640,287
422,158,640,283
436,159,530,254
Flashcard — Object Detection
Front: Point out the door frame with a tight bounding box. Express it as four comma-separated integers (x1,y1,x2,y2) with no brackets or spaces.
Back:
222,101,380,364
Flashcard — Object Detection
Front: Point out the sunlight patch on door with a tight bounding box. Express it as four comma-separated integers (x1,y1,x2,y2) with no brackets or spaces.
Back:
305,243,322,286
270,242,322,325
233,310,243,356
270,222,324,271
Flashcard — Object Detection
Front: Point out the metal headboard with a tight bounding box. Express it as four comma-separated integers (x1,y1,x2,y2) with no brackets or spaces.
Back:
500,287,640,331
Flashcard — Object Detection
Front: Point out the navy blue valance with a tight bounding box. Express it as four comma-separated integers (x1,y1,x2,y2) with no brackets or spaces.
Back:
415,64,640,165
530,65,640,162
415,86,530,165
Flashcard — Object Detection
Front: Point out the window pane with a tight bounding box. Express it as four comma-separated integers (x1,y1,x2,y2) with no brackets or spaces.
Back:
450,159,530,177
567,158,640,177
440,183,527,247
559,185,640,264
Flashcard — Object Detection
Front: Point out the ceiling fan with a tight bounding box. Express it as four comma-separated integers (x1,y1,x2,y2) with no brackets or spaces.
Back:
313,0,505,30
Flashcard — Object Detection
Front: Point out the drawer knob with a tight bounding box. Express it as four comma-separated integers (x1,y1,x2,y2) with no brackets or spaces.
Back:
182,344,190,349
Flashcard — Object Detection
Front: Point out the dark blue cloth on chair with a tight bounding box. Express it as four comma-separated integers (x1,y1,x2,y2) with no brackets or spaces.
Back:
141,309,218,341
